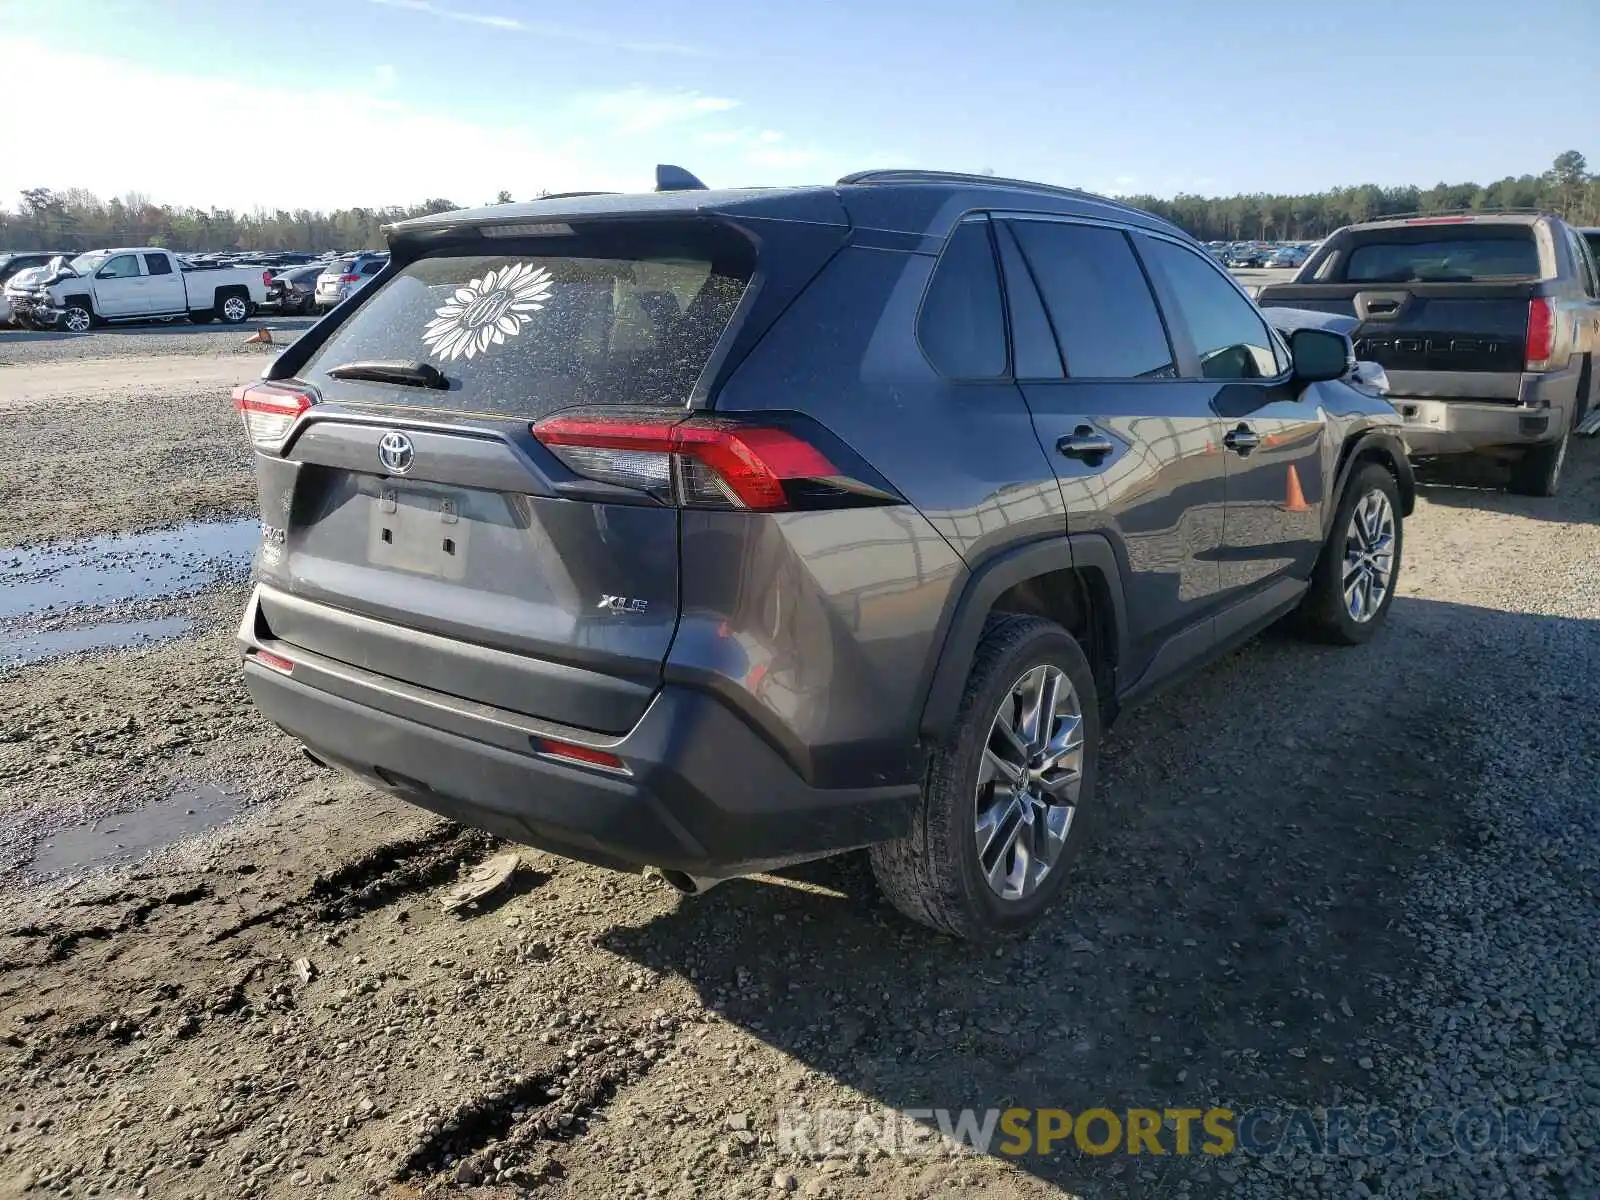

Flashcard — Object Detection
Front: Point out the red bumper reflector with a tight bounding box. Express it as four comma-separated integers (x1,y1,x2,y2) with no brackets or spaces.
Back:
537,738,626,772
249,649,295,675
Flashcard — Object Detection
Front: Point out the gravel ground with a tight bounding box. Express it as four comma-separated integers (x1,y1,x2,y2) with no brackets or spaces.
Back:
0,330,1596,1199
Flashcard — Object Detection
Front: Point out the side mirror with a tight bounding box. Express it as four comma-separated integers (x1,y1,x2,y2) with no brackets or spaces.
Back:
1289,327,1352,383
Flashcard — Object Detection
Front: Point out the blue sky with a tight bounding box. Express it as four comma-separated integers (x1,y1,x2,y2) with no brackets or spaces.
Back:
2,0,1596,212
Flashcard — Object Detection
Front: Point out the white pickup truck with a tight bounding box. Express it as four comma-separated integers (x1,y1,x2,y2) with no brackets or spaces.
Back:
6,248,269,332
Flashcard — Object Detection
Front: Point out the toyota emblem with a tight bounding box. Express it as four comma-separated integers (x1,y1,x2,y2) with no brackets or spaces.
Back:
378,431,415,475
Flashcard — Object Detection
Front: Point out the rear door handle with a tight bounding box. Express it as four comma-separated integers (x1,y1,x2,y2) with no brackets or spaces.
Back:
1223,424,1260,455
1057,426,1115,460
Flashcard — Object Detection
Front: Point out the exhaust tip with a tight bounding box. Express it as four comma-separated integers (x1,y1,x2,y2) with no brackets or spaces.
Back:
649,867,727,896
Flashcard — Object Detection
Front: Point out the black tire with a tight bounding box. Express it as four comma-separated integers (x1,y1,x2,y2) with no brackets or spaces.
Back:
869,614,1101,941
189,310,215,325
1295,461,1403,645
60,297,95,334
1507,432,1569,497
216,290,251,324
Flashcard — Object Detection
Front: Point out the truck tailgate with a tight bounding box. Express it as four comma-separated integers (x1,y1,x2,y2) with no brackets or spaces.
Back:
1258,281,1537,401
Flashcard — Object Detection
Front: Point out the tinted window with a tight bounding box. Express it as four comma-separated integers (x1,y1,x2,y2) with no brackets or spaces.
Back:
303,224,753,418
1567,228,1596,297
1140,237,1282,380
144,253,172,276
994,223,1062,378
326,259,356,275
918,220,1007,378
1343,233,1539,283
360,261,384,276
1585,232,1600,269
98,254,141,280
1007,221,1174,379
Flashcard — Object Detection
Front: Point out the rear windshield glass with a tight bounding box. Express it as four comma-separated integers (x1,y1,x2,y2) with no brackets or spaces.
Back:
324,259,356,275
301,225,753,418
1341,231,1540,283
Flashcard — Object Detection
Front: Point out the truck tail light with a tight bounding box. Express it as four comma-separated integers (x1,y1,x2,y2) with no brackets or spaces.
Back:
262,270,273,287
532,410,898,511
233,382,314,450
1525,298,1555,372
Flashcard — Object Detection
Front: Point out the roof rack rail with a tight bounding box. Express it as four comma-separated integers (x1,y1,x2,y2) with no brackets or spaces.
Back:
837,169,1144,214
1358,207,1559,222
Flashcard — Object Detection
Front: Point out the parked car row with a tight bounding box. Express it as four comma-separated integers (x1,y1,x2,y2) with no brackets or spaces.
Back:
3,247,270,330
0,245,394,329
1206,240,1319,269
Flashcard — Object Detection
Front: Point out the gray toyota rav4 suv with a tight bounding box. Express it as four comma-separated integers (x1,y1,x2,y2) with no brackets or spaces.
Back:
237,168,1412,939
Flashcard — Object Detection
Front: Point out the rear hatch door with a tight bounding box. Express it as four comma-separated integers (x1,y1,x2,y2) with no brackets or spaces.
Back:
1257,223,1544,400
248,221,758,734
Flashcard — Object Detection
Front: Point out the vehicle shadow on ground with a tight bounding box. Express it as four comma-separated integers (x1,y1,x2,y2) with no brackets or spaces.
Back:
601,595,1592,1196
1414,436,1600,525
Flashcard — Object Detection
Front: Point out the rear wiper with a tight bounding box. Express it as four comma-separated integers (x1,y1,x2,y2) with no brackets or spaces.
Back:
326,360,450,390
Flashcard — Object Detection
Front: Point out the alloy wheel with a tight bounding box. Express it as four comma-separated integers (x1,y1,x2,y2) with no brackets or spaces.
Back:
63,306,91,333
974,663,1085,901
222,296,249,322
1343,488,1395,623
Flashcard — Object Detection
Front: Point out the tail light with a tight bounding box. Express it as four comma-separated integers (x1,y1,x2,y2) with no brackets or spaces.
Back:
262,270,272,287
340,274,361,284
1525,298,1555,372
532,409,897,511
233,382,314,449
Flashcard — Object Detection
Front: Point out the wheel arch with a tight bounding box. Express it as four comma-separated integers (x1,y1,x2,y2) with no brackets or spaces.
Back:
918,535,1129,742
1332,429,1415,520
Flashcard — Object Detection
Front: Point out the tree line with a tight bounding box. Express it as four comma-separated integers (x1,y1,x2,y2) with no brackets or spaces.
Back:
1,154,1592,254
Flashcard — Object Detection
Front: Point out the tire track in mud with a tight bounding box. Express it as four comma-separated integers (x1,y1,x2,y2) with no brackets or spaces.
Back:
396,1009,683,1190
208,822,498,942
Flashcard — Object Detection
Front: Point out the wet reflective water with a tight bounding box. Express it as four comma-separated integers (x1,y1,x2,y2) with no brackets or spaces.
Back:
0,616,194,668
27,783,246,875
0,517,258,620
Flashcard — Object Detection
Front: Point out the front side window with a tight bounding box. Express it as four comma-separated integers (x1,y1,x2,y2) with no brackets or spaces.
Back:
97,254,141,280
1006,220,1174,380
917,219,1007,379
1140,238,1283,381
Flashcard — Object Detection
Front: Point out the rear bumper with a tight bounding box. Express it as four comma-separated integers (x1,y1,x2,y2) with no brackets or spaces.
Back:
1392,363,1579,456
238,590,917,876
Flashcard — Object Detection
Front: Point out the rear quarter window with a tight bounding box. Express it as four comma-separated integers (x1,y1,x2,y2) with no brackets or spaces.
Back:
301,225,753,418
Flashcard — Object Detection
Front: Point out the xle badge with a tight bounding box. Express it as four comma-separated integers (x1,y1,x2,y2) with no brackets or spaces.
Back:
597,595,649,614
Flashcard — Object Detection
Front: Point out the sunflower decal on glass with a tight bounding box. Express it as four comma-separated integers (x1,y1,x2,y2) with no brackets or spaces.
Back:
421,262,555,361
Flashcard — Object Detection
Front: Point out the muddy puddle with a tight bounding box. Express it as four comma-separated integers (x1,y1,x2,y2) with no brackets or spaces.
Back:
0,518,256,667
0,517,258,620
25,783,246,875
0,616,194,668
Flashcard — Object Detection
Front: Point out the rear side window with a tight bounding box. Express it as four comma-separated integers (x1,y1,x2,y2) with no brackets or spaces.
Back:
144,253,172,276
917,220,1007,378
1139,237,1283,381
303,224,754,418
1341,230,1540,283
1006,220,1174,380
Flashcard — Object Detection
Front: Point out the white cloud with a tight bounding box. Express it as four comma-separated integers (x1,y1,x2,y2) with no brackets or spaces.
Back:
0,37,645,211
581,87,739,135
365,0,702,55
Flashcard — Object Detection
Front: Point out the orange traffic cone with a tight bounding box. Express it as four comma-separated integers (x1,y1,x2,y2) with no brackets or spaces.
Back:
244,327,273,345
1282,464,1312,513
